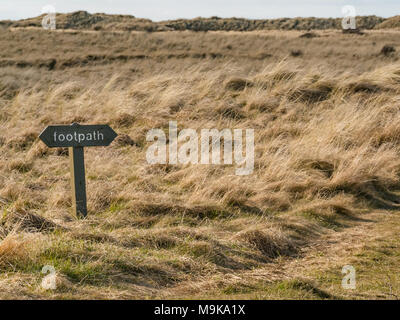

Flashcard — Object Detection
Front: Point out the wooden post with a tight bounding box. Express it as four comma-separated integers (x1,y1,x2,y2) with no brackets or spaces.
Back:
69,146,87,218
39,123,117,218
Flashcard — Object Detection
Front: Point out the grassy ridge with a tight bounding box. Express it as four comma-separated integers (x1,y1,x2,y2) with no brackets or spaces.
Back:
5,11,393,32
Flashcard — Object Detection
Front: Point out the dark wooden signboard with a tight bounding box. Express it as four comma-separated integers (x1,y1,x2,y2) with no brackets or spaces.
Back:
39,124,117,148
39,123,118,218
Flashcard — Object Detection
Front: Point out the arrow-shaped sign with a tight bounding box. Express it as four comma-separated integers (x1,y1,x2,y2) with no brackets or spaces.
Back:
39,123,118,218
39,123,117,148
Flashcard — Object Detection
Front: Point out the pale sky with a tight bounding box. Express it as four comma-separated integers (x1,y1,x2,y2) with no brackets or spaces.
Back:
0,0,398,21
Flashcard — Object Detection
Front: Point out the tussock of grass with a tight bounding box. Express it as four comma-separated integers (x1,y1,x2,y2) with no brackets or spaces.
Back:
0,234,28,266
2,210,61,234
224,78,253,91
112,134,137,147
237,227,297,259
111,113,136,128
6,130,38,150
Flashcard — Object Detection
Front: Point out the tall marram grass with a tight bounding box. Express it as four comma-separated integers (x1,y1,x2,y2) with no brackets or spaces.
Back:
1,29,400,298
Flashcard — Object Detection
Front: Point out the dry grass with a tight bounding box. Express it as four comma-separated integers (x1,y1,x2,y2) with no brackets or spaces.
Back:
0,27,400,299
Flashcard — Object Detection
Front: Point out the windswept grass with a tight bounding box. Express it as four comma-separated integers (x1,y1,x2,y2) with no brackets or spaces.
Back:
0,28,400,299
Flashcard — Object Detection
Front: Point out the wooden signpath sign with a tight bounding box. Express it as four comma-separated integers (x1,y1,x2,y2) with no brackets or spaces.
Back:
39,123,118,218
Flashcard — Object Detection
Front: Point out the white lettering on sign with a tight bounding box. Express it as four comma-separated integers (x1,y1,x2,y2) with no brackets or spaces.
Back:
53,131,105,143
